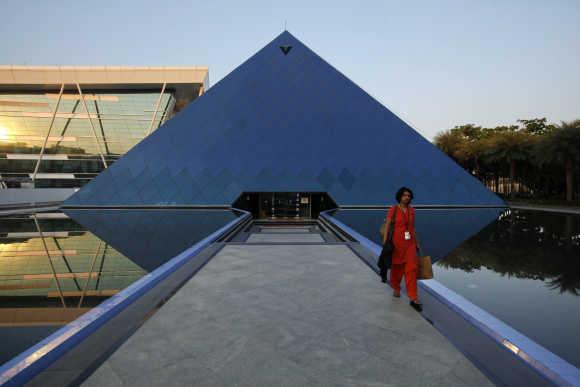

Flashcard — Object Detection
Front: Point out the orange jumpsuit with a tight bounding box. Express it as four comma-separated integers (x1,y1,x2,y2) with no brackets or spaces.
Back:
387,205,419,301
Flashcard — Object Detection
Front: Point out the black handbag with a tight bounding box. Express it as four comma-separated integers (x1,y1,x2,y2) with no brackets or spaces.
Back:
377,205,397,271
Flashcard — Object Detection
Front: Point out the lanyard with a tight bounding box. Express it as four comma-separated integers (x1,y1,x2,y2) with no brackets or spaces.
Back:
398,205,410,230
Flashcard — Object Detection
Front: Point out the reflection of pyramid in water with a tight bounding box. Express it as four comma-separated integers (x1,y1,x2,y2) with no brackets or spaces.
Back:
65,210,236,272
334,207,506,262
64,31,503,207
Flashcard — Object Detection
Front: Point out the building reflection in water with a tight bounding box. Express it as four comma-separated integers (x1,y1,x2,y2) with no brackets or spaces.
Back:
0,212,145,326
0,208,238,365
0,212,143,365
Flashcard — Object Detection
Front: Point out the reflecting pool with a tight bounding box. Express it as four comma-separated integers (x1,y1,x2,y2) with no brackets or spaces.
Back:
0,209,238,365
332,208,580,368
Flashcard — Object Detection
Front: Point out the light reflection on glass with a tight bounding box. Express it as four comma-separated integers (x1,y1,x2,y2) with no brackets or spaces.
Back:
0,91,176,188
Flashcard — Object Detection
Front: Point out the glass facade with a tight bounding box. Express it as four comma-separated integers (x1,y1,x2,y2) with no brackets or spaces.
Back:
0,88,177,188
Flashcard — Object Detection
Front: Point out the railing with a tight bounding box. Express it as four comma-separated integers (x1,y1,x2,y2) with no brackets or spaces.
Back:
0,209,251,386
320,210,580,387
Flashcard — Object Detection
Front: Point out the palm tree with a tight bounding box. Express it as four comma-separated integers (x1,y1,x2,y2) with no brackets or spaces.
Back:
483,131,536,197
534,119,580,201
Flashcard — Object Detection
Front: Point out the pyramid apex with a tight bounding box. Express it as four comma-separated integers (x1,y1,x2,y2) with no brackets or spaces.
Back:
274,30,299,41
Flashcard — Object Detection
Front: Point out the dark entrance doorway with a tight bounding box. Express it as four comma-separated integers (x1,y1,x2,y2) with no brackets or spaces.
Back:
232,192,337,219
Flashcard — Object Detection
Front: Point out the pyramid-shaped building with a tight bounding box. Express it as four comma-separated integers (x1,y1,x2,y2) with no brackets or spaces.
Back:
64,31,503,207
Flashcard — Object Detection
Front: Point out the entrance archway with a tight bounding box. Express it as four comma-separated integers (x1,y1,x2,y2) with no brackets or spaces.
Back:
232,192,338,219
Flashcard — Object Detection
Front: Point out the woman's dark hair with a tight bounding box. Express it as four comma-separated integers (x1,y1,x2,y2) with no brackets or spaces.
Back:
395,187,414,203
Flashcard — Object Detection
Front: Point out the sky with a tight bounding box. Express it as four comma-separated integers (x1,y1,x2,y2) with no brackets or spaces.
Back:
1,0,579,140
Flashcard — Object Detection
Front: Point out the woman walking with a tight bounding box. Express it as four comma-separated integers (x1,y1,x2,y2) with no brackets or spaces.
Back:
382,187,423,312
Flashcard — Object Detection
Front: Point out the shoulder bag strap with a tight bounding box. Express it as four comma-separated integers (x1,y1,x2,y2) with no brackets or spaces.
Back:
388,205,398,242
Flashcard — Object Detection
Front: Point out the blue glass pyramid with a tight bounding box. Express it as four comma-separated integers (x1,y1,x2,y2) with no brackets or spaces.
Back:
64,31,503,207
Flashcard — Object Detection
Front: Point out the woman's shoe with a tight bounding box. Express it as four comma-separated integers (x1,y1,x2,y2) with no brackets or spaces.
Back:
392,290,401,298
409,300,423,312
381,277,387,283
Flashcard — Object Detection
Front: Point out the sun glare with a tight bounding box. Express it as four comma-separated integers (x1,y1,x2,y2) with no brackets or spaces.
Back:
0,126,10,141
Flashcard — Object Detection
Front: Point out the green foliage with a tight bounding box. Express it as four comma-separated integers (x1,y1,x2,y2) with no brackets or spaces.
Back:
482,130,536,164
534,120,580,166
434,118,580,201
517,118,556,135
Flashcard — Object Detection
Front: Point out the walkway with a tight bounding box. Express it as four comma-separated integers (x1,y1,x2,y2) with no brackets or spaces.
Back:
83,223,491,386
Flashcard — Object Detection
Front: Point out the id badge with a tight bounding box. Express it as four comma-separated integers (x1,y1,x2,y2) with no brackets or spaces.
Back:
404,231,411,240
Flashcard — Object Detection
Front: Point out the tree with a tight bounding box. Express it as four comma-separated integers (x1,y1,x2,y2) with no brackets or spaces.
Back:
517,118,556,136
483,130,536,196
434,129,466,165
433,118,579,201
434,125,489,176
452,124,484,141
534,119,580,201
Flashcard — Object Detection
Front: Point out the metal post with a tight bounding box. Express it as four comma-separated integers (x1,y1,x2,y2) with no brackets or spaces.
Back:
53,237,81,291
78,241,103,308
94,244,107,290
55,100,80,148
33,215,67,308
147,82,167,136
76,83,108,168
94,100,111,154
32,83,64,184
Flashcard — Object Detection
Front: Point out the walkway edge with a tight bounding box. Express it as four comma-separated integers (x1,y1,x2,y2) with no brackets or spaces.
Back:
0,211,251,387
320,210,580,387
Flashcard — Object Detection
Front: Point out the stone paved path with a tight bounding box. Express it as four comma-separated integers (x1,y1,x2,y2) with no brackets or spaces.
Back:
84,225,491,386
